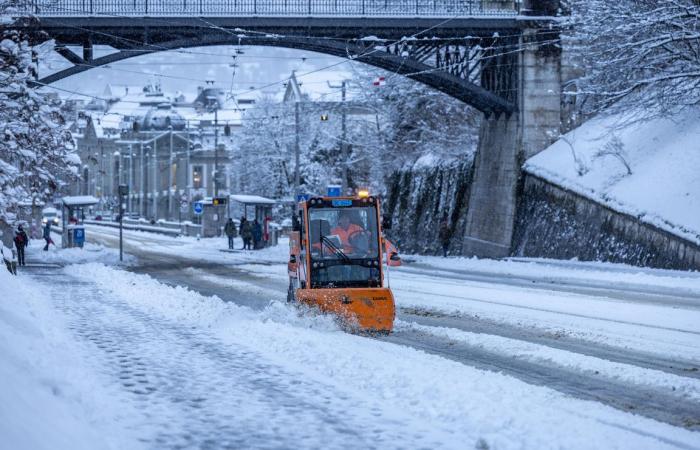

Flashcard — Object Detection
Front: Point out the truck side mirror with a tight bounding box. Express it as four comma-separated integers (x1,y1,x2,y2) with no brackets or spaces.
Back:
289,255,297,264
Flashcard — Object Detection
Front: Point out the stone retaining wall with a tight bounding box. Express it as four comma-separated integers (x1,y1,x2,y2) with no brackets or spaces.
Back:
383,159,473,255
513,174,700,271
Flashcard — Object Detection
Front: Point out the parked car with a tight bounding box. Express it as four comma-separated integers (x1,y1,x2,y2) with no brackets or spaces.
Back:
41,207,61,226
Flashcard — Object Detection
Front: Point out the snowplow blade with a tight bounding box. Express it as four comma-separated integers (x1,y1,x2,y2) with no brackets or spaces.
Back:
295,287,395,333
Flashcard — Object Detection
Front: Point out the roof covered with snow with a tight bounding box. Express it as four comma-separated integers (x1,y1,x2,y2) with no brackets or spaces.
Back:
62,195,100,207
229,194,277,205
525,107,700,244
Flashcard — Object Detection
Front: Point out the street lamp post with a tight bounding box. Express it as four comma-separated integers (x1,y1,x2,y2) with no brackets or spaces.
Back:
140,141,145,218
152,137,158,220
128,144,134,215
214,107,219,197
168,126,174,220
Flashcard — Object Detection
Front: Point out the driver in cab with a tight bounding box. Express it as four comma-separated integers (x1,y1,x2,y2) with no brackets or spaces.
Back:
331,211,363,254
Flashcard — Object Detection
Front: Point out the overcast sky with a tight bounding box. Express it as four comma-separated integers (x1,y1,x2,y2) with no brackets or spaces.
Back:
38,45,364,102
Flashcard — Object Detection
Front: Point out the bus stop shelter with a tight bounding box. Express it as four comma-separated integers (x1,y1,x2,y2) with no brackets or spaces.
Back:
61,195,99,248
229,194,278,247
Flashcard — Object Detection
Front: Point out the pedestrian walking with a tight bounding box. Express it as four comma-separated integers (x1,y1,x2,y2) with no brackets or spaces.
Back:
252,219,263,250
438,215,450,258
240,217,253,250
224,218,237,250
14,225,29,266
43,220,55,251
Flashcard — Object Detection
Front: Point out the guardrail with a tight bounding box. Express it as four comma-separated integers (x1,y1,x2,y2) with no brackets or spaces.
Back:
16,0,519,17
83,219,202,236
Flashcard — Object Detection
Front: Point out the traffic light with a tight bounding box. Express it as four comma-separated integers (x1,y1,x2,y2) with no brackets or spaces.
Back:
212,197,227,206
320,114,329,121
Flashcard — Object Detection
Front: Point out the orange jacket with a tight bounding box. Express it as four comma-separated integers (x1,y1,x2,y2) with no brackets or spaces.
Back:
331,223,363,253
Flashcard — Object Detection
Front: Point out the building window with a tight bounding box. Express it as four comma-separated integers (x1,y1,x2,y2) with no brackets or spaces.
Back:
192,165,203,189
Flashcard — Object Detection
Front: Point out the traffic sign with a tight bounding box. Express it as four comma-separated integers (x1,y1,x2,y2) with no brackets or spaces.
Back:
193,202,203,215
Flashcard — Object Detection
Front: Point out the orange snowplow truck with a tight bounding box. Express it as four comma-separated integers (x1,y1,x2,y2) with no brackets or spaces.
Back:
287,190,401,333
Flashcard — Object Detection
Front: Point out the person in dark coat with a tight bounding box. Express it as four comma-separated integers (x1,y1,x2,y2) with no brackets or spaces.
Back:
224,218,237,250
240,217,253,250
14,225,29,266
252,219,263,250
438,216,450,258
43,221,54,251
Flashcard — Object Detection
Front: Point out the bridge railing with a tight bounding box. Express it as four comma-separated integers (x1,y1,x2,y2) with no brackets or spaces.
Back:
16,0,519,17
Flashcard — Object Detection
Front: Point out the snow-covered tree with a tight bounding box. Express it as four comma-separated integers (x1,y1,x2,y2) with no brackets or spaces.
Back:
347,67,481,173
0,26,79,226
234,67,480,201
568,0,700,120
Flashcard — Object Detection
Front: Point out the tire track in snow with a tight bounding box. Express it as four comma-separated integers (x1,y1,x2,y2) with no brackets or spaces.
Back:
399,308,700,379
376,329,700,431
394,286,700,336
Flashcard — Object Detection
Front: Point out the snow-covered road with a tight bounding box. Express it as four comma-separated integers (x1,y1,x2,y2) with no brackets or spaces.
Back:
6,225,699,449
81,225,700,423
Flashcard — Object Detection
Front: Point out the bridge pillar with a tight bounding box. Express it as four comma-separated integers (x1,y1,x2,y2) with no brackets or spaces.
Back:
462,114,520,258
463,11,562,258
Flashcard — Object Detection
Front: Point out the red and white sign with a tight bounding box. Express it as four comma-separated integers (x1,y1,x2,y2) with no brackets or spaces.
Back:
372,76,386,86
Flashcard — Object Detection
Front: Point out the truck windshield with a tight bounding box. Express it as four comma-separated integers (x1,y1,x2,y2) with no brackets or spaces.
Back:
308,206,379,261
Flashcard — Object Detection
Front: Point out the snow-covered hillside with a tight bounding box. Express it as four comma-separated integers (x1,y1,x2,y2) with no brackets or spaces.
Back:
524,108,700,244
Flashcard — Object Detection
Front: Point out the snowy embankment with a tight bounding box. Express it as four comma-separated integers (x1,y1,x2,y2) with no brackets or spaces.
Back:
524,107,700,244
0,266,136,450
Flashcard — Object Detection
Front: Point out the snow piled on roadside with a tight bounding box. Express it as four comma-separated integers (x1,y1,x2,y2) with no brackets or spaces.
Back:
0,268,138,450
24,236,132,266
66,263,700,450
524,107,700,244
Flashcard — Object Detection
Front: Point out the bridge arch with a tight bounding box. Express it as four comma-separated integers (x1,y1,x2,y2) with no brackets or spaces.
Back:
35,35,516,115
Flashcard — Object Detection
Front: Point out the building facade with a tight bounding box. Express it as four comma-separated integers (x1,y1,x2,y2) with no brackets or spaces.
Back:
71,82,253,221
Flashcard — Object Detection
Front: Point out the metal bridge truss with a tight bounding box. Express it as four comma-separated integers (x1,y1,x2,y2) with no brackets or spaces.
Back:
11,2,533,115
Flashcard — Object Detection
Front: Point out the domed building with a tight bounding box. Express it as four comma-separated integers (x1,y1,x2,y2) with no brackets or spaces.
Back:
140,104,187,131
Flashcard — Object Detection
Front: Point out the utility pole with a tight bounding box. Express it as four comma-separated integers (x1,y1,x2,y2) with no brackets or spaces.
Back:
153,137,158,220
118,184,127,262
128,144,134,215
328,80,348,192
168,126,174,220
140,141,145,218
213,107,219,197
294,101,300,196
186,120,191,206
340,81,348,193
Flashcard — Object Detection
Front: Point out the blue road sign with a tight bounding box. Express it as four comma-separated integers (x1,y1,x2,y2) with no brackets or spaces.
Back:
193,202,203,215
326,185,342,197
